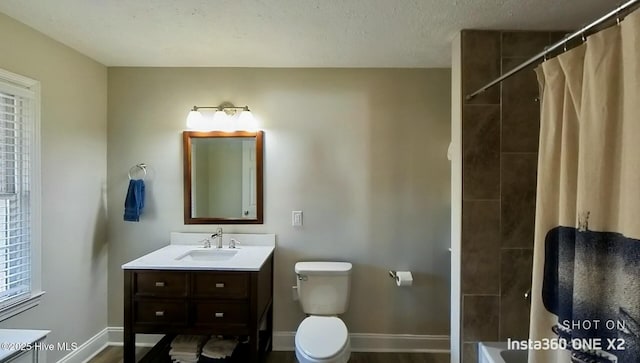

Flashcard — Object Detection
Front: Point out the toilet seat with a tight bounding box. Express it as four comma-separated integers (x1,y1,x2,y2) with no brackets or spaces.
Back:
296,345,350,363
295,316,350,362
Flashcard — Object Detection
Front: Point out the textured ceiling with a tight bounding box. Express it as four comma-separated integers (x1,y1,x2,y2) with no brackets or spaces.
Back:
0,0,614,67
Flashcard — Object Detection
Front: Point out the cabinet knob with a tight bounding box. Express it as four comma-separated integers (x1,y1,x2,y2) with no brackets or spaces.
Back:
155,311,165,317
215,283,225,288
155,281,165,287
215,312,224,318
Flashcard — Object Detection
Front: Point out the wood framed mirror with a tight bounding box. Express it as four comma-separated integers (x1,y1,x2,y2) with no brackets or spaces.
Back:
183,131,264,224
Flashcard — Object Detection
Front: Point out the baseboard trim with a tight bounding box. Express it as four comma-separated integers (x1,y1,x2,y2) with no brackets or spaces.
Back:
56,327,164,363
273,331,450,353
57,327,450,362
56,328,109,363
107,327,164,347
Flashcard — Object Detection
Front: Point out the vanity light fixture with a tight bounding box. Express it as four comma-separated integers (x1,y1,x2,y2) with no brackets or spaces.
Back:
186,102,256,131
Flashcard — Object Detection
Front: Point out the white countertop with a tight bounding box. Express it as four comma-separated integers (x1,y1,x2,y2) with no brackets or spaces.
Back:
121,233,275,271
0,329,50,360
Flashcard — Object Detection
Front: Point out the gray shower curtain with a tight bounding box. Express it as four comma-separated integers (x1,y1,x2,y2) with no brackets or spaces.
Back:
529,8,640,363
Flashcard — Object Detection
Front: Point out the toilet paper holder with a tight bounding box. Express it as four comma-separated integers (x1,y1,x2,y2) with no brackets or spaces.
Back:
388,270,413,286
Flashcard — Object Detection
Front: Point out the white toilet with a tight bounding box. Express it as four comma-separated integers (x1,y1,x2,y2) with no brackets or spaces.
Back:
294,261,352,363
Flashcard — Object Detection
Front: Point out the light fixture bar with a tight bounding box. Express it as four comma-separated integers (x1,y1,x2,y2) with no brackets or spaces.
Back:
191,105,250,111
186,102,256,131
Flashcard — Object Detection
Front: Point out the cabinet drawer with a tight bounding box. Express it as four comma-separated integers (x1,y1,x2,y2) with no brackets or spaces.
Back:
192,272,248,299
134,271,188,297
134,301,188,325
193,302,249,327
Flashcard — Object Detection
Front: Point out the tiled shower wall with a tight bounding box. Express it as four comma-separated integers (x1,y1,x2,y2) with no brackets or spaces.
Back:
459,30,563,363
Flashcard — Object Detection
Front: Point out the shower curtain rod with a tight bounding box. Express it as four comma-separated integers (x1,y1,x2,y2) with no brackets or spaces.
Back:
465,0,640,100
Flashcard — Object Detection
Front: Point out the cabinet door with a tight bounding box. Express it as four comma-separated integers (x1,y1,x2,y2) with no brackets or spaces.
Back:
134,271,188,297
193,302,249,328
192,272,249,299
134,301,189,326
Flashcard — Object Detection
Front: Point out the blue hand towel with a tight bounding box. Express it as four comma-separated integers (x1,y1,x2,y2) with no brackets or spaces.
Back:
124,179,145,222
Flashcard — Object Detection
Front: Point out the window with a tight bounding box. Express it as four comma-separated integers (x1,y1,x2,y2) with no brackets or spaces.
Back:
0,69,42,320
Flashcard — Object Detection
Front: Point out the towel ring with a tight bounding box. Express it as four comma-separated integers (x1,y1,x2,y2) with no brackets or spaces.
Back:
128,163,147,180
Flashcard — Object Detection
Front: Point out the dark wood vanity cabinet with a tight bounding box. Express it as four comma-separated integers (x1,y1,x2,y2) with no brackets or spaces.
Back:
123,255,273,363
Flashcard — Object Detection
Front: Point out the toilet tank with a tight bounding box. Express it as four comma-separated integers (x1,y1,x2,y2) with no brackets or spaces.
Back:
295,261,352,315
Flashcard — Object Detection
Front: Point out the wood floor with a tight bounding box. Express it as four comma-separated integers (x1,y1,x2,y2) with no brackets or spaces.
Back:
89,346,450,363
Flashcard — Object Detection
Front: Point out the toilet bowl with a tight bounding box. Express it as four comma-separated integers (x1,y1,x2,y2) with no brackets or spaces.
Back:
295,316,350,363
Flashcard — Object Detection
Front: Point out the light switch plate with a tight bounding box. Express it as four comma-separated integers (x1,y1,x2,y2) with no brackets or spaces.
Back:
292,211,303,226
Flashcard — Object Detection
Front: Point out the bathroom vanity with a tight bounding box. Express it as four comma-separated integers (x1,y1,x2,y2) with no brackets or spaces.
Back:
122,233,275,363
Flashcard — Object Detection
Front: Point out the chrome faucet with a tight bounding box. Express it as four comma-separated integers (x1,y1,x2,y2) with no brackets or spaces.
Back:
229,238,240,249
211,227,223,249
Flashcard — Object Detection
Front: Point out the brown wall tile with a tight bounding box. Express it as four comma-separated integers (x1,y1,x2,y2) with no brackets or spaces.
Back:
463,295,500,341
500,249,533,340
463,105,500,200
462,201,500,294
501,153,537,248
463,342,478,363
549,31,570,43
501,58,541,153
461,30,547,354
502,32,550,58
462,31,501,105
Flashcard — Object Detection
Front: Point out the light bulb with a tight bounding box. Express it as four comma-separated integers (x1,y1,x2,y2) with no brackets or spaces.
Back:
213,110,227,123
186,110,203,129
238,110,256,131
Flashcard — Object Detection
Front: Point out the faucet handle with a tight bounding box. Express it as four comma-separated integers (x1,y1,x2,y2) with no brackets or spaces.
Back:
211,227,223,238
201,238,211,248
229,238,240,249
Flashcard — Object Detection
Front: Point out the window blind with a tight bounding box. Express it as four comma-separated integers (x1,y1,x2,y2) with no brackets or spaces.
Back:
0,82,33,309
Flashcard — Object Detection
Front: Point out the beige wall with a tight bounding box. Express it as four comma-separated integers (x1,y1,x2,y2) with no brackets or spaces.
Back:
107,67,451,336
0,12,108,362
0,11,451,354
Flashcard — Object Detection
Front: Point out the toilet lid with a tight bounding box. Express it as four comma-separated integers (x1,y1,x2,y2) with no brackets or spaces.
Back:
296,316,348,360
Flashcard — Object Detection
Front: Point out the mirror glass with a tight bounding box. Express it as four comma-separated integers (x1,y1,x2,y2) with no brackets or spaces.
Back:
183,131,263,224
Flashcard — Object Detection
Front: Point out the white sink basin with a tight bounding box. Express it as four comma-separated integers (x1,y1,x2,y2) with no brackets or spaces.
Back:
175,249,238,262
122,233,275,271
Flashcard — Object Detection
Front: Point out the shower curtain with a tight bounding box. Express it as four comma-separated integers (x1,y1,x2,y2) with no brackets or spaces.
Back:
528,8,640,363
